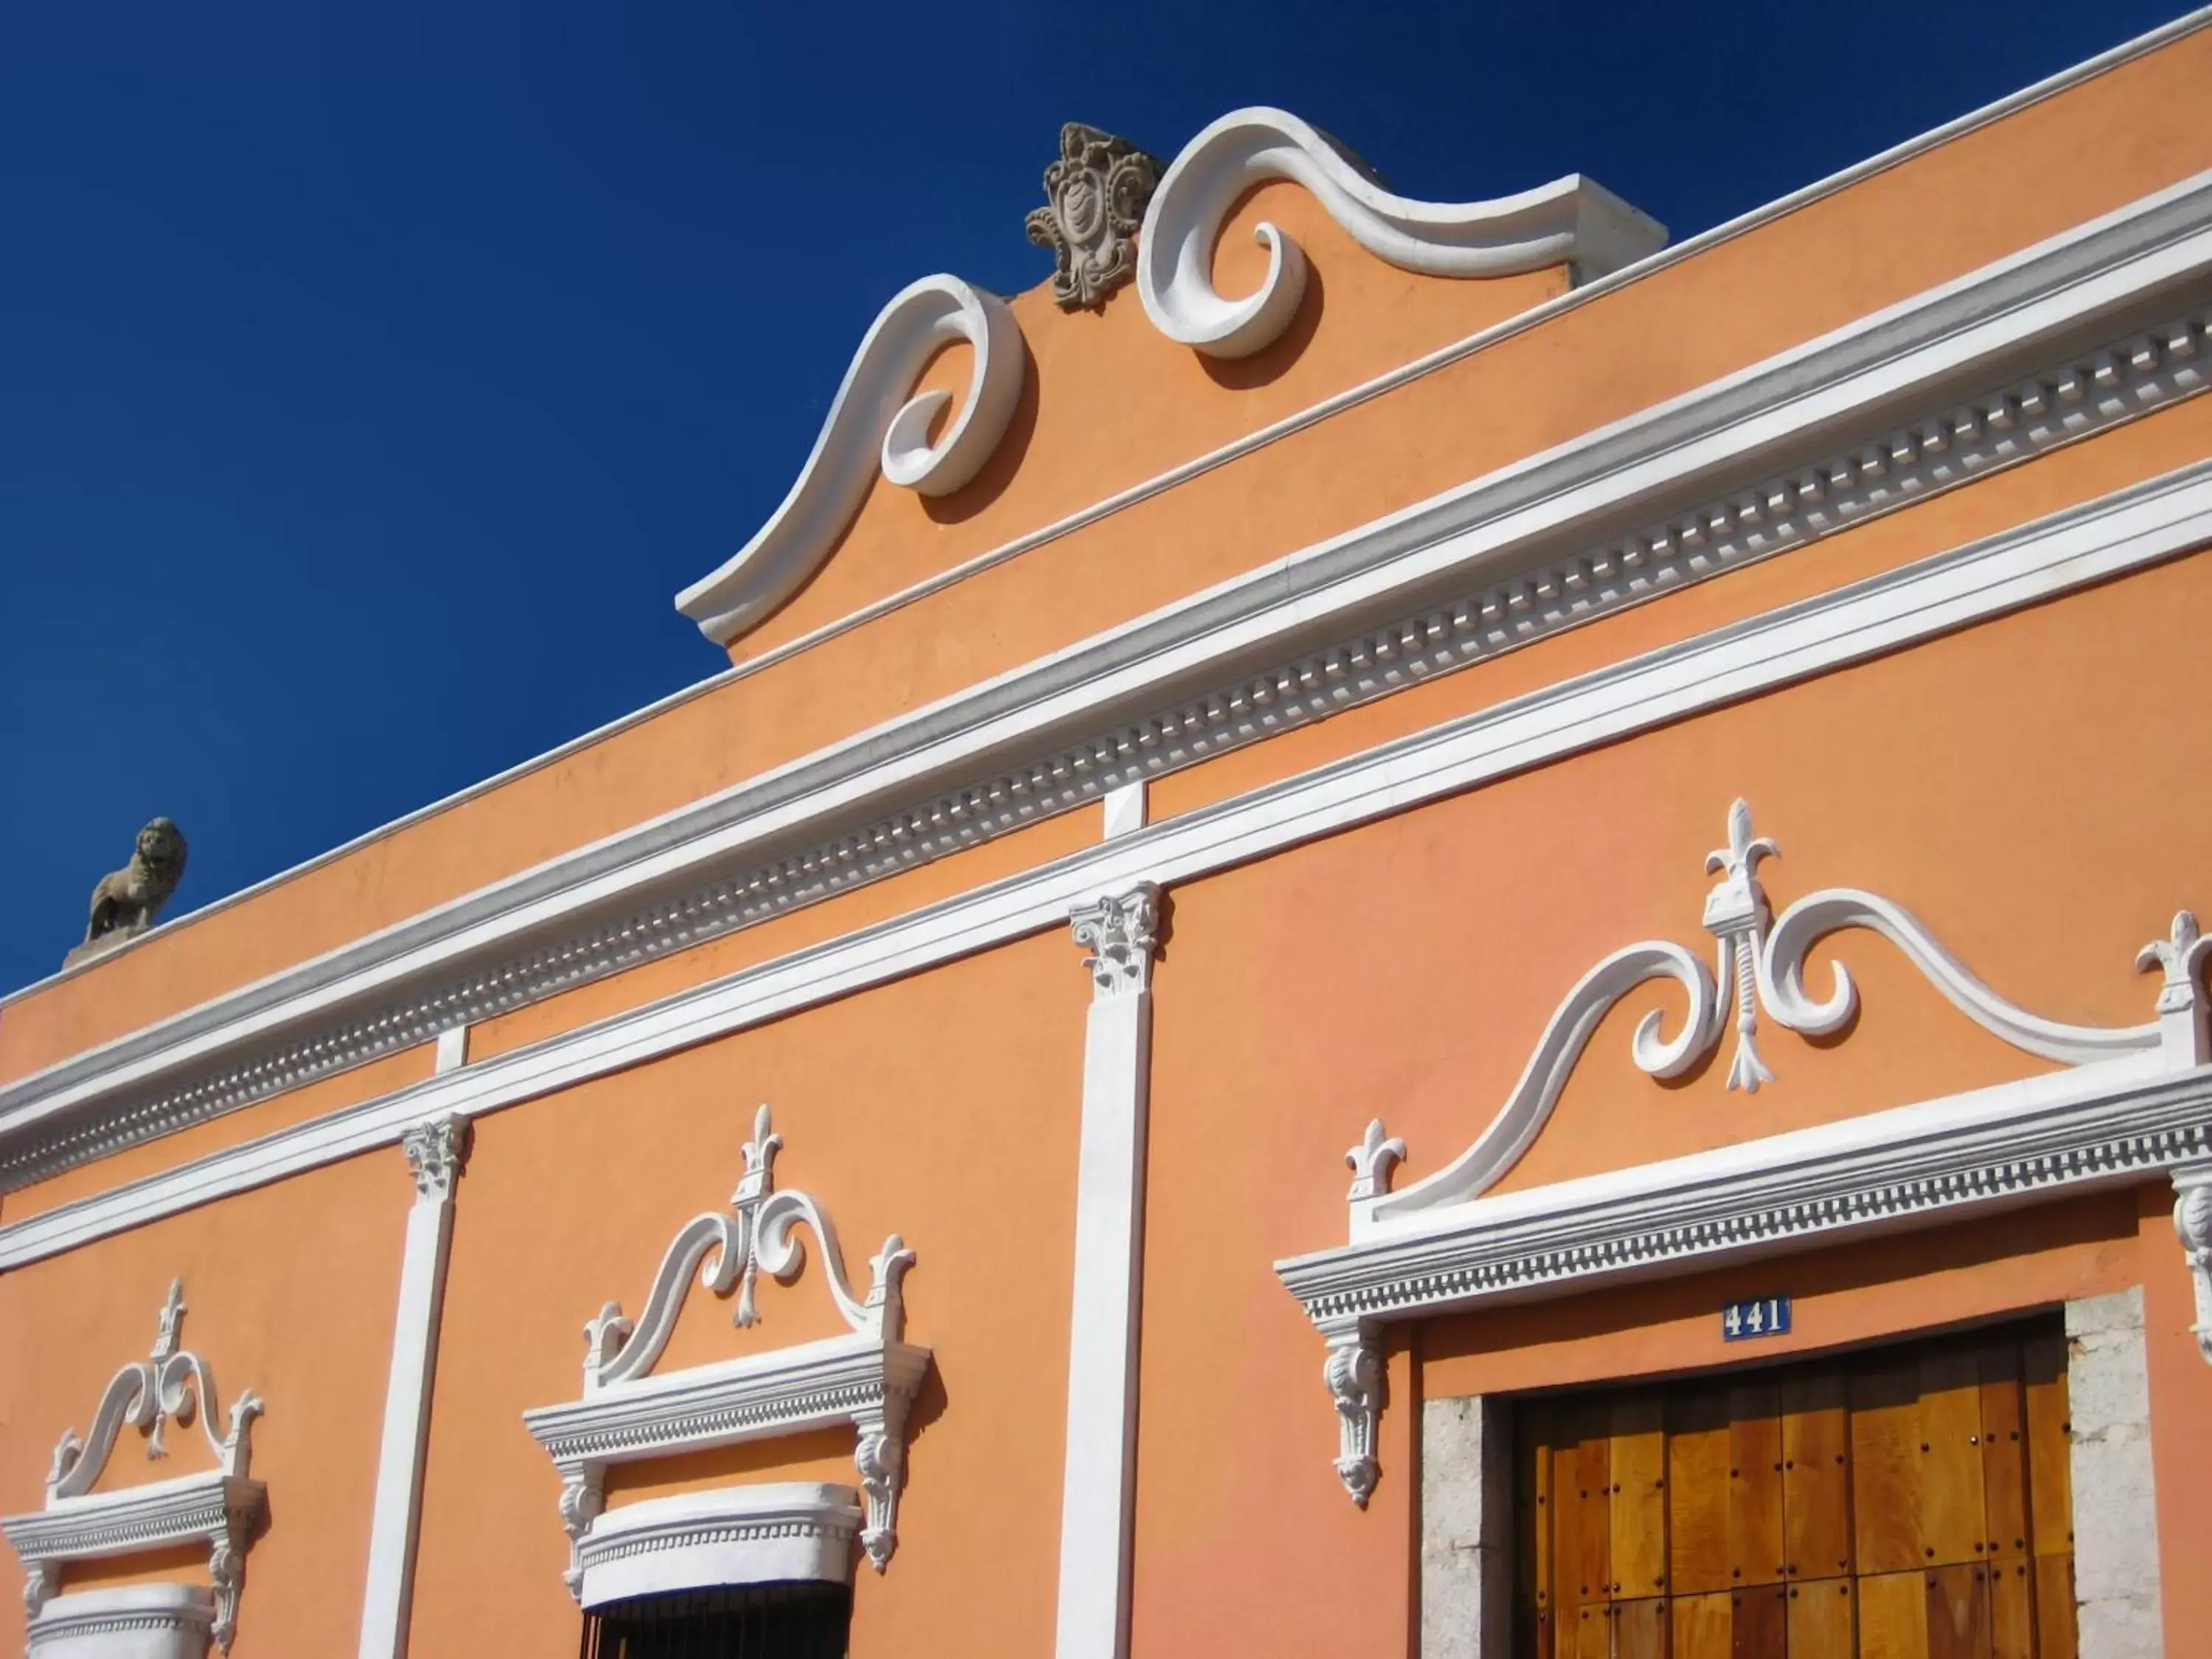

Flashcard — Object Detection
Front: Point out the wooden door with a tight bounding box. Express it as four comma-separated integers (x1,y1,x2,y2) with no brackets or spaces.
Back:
1511,1319,2075,1657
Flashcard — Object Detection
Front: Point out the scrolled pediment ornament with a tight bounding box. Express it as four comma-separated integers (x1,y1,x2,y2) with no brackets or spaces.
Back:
1,1281,267,1653
1026,122,1160,310
526,1105,929,1596
1290,798,2211,1503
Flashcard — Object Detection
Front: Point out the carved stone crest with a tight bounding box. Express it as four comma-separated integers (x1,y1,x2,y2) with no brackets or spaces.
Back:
1025,122,1158,310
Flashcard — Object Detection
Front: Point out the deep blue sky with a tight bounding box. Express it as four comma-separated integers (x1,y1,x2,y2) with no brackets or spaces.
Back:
0,1,2187,998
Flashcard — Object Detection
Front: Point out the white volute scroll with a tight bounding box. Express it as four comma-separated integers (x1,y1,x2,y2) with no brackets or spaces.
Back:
1135,107,1665,358
524,1105,927,1596
675,274,1025,644
1280,799,2212,1503
1,1281,267,1655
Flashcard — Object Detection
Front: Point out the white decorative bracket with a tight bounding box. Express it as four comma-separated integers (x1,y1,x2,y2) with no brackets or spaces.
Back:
525,1105,926,1594
1292,799,2207,1502
1136,107,1664,358
2174,1160,2212,1366
1,1281,266,1652
1321,1324,1386,1508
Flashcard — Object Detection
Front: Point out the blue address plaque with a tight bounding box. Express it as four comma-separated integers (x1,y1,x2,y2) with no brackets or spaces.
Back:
1721,1294,1792,1341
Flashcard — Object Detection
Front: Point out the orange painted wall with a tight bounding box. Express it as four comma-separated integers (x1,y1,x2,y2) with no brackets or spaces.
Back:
1133,544,2212,1649
5,23,2206,1072
406,931,1088,1658
0,1150,408,1657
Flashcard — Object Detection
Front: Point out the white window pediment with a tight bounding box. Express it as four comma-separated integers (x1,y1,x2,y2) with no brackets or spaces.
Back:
1279,798,2212,1506
524,1105,930,1598
1,1282,266,1657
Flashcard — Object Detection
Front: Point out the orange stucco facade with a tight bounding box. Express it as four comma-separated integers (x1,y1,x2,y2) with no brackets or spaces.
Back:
3,17,2210,1659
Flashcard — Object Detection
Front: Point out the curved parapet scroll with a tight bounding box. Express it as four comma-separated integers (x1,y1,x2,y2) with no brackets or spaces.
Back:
1136,106,1666,358
528,1105,928,1590
676,275,1025,645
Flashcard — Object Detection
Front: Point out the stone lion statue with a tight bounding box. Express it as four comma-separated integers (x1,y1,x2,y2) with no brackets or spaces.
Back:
83,817,189,947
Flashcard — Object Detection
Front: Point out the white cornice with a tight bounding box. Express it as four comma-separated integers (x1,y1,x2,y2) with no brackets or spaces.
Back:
527,1334,933,1470
10,8,2202,1021
4,462,2208,1279
1276,1059,2212,1504
1281,1059,2211,1329
4,175,2207,1200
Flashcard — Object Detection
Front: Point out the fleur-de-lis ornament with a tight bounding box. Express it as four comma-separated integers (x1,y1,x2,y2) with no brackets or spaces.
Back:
1703,799,1779,1092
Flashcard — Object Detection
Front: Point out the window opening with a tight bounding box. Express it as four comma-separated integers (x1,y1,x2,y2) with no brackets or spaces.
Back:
577,1581,852,1659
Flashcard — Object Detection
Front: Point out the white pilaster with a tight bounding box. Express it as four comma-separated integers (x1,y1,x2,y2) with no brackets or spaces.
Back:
1054,884,1161,1659
357,1030,472,1659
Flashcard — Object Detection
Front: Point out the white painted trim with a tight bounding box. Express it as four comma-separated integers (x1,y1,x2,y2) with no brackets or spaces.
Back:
0,1284,265,1650
3,463,2208,1273
1357,799,2183,1235
355,1116,469,1659
10,5,2200,1020
1281,785,2208,1502
527,1107,925,1589
7,179,2208,1198
1279,1057,2212,1500
574,1484,863,1609
27,1583,218,1659
1135,108,1663,358
1054,888,1159,1659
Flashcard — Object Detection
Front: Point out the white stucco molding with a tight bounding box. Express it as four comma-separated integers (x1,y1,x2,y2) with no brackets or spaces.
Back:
676,274,1025,644
21,1584,219,1659
1138,108,1664,358
1055,884,1161,1659
524,1105,926,1594
0,1284,266,1653
572,1482,863,1610
357,1108,471,1659
1357,800,2184,1234
2171,1155,2212,1366
9,462,2212,1279
1280,804,2211,1502
6,178,2209,1202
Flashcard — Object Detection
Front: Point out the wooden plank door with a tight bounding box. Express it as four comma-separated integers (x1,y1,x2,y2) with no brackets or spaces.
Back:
1506,1318,2074,1658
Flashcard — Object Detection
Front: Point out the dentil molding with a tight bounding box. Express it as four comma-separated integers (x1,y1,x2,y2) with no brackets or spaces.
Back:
12,462,2212,1279
1,1282,266,1654
1281,799,2212,1504
1135,107,1664,358
7,176,2207,1200
570,1482,863,1609
524,1105,926,1593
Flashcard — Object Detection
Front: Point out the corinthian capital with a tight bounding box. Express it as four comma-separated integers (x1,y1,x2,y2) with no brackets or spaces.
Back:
402,1115,472,1202
1071,884,1161,998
